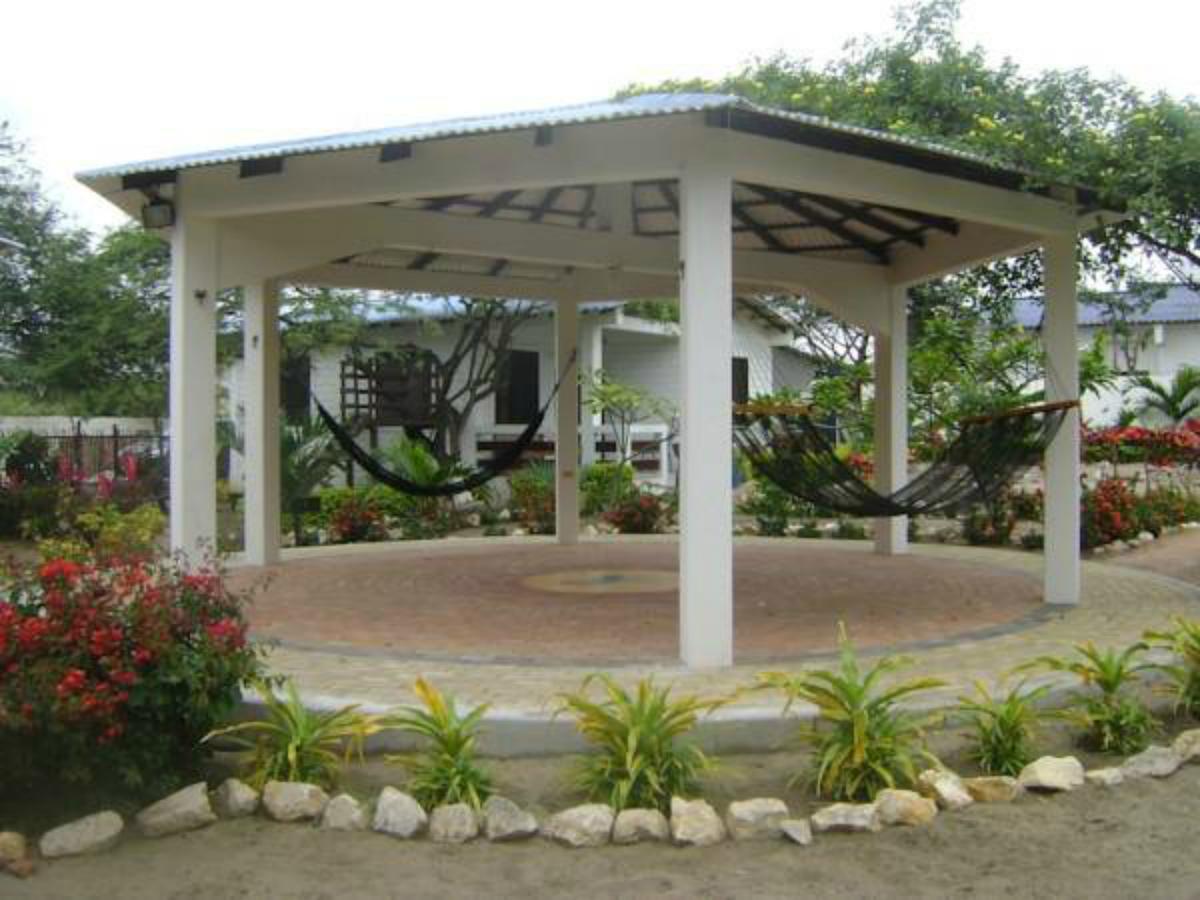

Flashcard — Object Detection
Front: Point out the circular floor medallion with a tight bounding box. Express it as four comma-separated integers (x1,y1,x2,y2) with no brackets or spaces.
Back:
521,568,679,595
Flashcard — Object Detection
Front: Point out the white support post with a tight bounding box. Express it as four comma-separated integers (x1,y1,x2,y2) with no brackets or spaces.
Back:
555,301,581,545
678,165,734,668
1043,234,1081,604
243,280,282,565
579,322,603,467
874,287,909,555
168,216,219,559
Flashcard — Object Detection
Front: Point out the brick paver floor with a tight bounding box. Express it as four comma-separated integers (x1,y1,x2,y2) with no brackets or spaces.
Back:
232,534,1200,714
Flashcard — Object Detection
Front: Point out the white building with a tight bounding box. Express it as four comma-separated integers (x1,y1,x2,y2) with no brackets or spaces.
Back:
222,296,816,486
1014,284,1200,424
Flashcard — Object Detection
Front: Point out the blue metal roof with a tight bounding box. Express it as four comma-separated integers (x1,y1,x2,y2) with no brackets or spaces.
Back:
1013,284,1200,328
76,92,1049,185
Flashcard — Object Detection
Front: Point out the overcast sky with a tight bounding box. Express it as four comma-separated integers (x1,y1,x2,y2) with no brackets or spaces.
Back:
3,0,1196,235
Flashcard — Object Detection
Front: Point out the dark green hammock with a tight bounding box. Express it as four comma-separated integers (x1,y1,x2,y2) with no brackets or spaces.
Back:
734,399,1076,517
316,351,576,498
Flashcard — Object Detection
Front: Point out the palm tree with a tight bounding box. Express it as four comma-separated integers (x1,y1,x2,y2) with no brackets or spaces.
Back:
1134,366,1200,426
280,417,341,546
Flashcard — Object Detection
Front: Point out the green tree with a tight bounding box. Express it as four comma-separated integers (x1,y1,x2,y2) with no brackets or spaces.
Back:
1133,366,1200,426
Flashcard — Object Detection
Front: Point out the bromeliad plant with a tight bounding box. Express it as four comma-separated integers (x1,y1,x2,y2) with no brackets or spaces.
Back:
1145,618,1200,719
381,678,492,810
1023,641,1158,754
204,678,376,790
758,625,945,801
957,679,1055,776
557,675,724,814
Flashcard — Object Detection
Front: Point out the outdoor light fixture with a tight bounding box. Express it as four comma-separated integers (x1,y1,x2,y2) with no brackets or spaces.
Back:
141,196,175,229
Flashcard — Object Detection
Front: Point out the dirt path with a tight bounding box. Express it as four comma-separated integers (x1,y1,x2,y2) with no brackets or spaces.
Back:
1098,527,1200,586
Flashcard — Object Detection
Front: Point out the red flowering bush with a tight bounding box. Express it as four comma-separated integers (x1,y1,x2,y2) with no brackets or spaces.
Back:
326,492,388,544
1081,477,1138,548
1083,424,1200,467
0,556,263,795
603,490,670,534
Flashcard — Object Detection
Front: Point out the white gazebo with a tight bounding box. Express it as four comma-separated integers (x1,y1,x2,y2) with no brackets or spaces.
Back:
78,93,1120,668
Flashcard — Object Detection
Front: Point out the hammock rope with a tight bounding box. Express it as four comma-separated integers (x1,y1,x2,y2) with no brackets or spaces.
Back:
734,399,1077,517
316,350,577,498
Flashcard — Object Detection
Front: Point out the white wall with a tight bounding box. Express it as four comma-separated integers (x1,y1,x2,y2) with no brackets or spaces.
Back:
0,415,161,435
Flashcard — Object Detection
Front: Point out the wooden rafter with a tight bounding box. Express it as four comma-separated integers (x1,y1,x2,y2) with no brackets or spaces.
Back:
750,185,890,263
873,203,960,235
797,193,925,248
529,186,564,224
408,252,439,270
478,190,523,218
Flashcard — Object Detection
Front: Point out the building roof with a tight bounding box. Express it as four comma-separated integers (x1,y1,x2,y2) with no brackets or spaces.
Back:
76,92,1101,207
1013,284,1200,329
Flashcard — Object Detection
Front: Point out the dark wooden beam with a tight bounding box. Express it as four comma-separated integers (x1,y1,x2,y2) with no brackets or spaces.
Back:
873,204,960,235
477,190,523,218
379,142,413,163
751,185,890,263
796,193,925,247
731,200,790,252
408,252,439,271
488,259,509,276
121,170,177,191
239,157,284,179
529,186,564,223
423,195,470,212
534,126,554,147
577,185,597,230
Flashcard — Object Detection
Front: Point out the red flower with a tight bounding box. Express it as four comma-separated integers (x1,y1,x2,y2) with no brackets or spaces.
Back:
39,559,83,586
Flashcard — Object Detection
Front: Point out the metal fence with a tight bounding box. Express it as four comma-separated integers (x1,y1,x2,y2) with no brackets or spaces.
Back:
8,424,168,482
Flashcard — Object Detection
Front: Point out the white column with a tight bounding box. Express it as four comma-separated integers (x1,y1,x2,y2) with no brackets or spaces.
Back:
874,287,909,555
168,215,219,559
579,322,603,467
555,300,581,544
679,166,734,668
243,280,282,565
1043,234,1081,604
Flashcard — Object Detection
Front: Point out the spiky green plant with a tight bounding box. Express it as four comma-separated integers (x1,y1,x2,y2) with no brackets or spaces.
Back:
381,678,492,810
958,679,1055,776
1024,641,1158,754
204,679,376,789
557,675,724,813
1145,617,1200,718
758,624,945,801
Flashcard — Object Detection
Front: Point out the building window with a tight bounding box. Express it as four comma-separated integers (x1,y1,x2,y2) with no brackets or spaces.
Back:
732,356,750,405
281,354,311,420
373,350,436,427
496,349,539,425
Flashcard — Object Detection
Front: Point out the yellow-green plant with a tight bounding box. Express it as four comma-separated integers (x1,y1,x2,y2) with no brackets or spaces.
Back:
958,679,1055,776
37,502,166,563
203,679,376,789
1145,618,1200,718
557,675,724,813
381,678,492,810
1023,641,1157,754
758,624,945,801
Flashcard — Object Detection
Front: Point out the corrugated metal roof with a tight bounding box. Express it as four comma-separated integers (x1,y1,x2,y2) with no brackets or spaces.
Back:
76,92,1052,186
1013,284,1200,328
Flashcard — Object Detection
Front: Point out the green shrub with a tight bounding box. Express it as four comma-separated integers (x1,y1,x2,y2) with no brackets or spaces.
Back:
796,519,822,538
603,489,669,534
508,462,555,534
758,625,944,800
558,675,723,813
36,502,166,563
1024,641,1157,754
205,679,375,790
324,491,388,544
1020,530,1045,551
1080,477,1137,548
958,680,1053,776
907,517,921,543
381,678,492,810
962,493,1017,546
2,431,56,485
0,484,61,540
1145,617,1200,718
482,524,508,537
1009,489,1044,522
580,462,635,516
1133,485,1192,537
739,478,816,536
832,518,868,540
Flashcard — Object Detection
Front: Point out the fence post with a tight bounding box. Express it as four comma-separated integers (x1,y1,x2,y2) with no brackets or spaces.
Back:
112,424,120,477
73,421,83,474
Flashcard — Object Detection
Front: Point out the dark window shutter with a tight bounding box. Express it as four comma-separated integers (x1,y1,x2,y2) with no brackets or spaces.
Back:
281,354,312,420
496,349,539,424
732,356,750,404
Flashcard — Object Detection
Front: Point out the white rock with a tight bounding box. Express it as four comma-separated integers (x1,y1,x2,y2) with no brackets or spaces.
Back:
612,808,670,844
1121,745,1183,779
429,803,479,843
136,782,217,838
372,787,427,839
810,802,881,834
963,776,1024,803
1137,530,1155,542
780,818,813,846
319,794,368,831
0,832,27,865
875,789,937,826
1018,756,1085,792
39,812,124,858
212,778,260,818
542,804,614,848
725,797,790,840
670,797,726,846
262,781,330,822
482,796,538,842
1172,729,1200,763
1085,767,1125,787
917,769,974,811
